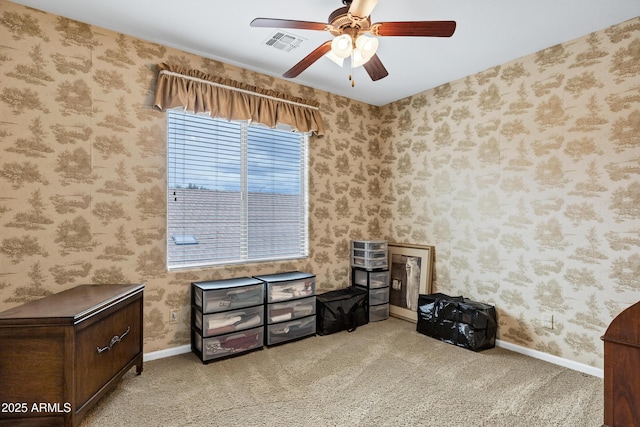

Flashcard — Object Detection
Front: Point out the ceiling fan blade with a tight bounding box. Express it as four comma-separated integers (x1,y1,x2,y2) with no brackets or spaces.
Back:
283,41,333,78
363,54,388,81
251,18,330,31
372,20,456,37
348,0,379,19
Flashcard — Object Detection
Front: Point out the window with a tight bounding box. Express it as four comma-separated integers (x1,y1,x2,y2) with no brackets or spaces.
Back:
167,110,308,270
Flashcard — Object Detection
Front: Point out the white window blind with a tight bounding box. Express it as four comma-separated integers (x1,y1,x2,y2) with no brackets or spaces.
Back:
167,110,308,270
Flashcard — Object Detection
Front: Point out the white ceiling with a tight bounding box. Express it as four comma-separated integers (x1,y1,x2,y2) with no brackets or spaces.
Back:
10,0,640,106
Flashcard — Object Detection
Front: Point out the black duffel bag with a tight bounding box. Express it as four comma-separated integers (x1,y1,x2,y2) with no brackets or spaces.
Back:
417,293,497,352
316,287,368,335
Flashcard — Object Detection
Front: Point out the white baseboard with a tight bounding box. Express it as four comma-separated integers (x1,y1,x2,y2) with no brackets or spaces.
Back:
495,339,603,378
142,340,604,379
143,344,191,362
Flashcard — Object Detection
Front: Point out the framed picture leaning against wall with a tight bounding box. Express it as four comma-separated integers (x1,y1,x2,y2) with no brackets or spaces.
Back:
388,243,434,322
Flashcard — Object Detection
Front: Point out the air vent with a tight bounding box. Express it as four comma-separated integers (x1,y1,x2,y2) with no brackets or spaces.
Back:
264,31,304,52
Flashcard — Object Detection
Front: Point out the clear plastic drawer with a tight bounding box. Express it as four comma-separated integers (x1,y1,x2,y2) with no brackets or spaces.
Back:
266,316,316,346
351,240,387,251
194,327,263,361
266,278,315,303
195,305,264,337
370,303,390,322
369,287,390,305
193,278,264,313
267,296,316,324
352,249,387,259
351,256,388,270
353,269,389,289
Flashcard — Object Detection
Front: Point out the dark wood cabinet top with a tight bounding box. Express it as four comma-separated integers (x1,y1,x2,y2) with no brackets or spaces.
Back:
602,300,640,348
0,283,144,326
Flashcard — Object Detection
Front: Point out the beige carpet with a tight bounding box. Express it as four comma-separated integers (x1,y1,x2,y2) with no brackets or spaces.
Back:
81,317,603,426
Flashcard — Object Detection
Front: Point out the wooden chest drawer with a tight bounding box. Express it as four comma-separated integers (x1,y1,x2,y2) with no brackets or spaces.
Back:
75,297,142,409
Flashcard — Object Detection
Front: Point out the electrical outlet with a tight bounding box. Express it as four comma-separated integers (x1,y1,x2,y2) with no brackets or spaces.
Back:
169,309,179,324
542,314,553,329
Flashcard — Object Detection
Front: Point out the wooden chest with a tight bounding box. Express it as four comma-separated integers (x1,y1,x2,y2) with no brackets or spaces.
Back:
0,284,144,426
602,300,640,426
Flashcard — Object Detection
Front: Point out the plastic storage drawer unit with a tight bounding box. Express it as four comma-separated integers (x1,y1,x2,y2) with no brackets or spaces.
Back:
254,271,317,347
351,240,389,270
191,277,266,363
352,266,390,322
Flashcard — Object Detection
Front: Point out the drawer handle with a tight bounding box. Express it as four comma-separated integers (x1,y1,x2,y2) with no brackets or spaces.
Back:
97,326,131,354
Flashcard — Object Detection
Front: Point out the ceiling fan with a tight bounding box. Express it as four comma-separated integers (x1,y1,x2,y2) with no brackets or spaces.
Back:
250,0,456,85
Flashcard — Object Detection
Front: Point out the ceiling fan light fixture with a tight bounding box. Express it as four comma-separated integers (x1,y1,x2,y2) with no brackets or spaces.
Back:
351,49,367,68
325,50,345,67
251,0,455,82
355,34,378,61
331,34,353,58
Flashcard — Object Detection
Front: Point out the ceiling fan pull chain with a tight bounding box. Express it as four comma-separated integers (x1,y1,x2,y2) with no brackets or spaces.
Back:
350,50,355,87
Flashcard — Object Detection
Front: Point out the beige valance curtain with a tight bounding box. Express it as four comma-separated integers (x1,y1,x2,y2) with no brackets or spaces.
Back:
153,63,325,136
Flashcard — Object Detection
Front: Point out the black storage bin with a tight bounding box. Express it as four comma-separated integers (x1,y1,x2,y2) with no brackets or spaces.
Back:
417,293,497,352
316,287,368,336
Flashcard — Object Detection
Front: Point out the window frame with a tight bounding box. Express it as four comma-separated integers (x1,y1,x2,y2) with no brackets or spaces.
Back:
166,110,309,271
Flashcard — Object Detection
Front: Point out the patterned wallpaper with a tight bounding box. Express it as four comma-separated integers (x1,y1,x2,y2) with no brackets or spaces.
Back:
380,17,640,368
0,0,382,352
0,0,638,369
